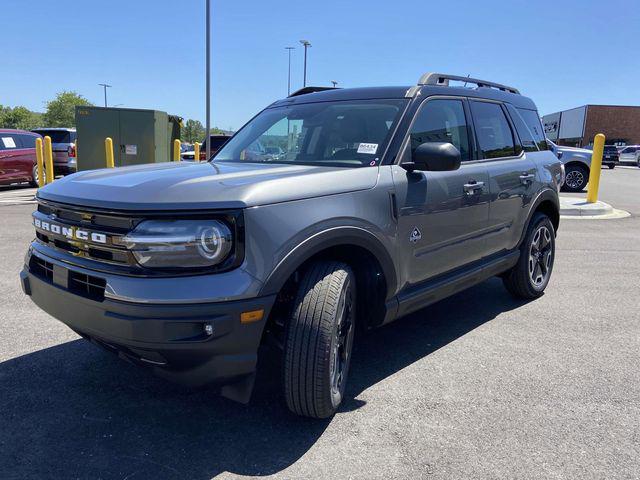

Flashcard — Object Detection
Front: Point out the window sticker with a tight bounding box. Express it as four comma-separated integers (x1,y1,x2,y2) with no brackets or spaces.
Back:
2,137,17,148
357,143,378,154
125,144,137,155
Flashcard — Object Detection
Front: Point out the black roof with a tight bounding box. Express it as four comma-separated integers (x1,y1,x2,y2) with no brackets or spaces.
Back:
269,84,537,111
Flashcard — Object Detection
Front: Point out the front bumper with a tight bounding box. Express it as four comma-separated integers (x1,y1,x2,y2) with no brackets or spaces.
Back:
20,254,276,388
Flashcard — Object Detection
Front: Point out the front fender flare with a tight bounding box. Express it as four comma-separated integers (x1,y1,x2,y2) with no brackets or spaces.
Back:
259,226,397,299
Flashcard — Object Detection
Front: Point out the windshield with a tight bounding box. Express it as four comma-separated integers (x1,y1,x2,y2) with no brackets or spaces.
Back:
214,99,407,167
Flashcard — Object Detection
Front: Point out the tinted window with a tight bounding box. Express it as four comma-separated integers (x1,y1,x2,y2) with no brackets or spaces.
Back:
517,108,548,150
409,99,470,161
470,101,516,159
19,134,37,148
0,135,20,150
32,130,72,143
505,104,537,152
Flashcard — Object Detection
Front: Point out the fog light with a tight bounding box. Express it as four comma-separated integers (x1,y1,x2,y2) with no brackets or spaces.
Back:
204,323,214,336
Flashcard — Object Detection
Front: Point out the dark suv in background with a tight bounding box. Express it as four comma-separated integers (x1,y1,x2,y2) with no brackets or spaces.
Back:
21,73,562,418
31,128,77,175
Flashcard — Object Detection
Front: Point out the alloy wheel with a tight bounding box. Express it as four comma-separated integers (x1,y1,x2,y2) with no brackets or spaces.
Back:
528,225,553,287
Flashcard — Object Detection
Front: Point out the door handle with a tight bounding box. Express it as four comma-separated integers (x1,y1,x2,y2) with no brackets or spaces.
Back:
519,173,535,185
463,181,485,195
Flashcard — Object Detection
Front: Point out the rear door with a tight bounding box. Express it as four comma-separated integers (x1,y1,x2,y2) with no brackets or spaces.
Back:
392,97,491,286
470,100,537,254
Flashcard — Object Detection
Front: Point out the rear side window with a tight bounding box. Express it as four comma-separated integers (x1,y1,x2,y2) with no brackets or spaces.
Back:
469,101,517,159
516,109,548,151
505,104,537,152
19,134,37,148
409,99,471,161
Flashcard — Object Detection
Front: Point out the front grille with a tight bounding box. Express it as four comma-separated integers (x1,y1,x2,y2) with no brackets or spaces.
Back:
29,255,107,301
68,270,107,301
33,201,136,267
30,256,54,282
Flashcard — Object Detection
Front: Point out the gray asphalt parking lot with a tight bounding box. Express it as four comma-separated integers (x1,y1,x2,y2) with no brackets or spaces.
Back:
1,167,639,479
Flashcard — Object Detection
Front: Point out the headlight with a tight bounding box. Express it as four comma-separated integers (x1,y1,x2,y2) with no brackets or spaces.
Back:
122,219,233,269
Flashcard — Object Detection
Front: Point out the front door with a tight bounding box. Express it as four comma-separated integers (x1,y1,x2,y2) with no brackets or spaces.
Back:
392,97,491,288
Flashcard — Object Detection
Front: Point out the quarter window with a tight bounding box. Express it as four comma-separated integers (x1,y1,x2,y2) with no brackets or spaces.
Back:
517,108,548,151
409,99,470,161
506,104,537,152
470,101,517,159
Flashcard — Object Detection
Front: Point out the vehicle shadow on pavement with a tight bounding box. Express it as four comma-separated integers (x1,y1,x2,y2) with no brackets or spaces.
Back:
0,278,525,479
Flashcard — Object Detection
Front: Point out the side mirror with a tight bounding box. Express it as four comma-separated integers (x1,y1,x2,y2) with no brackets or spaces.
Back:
402,142,461,172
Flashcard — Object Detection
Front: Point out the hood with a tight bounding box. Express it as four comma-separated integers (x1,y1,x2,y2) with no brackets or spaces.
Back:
37,161,379,211
557,145,592,155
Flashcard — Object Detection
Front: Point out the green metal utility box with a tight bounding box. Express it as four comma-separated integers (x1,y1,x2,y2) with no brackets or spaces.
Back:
75,106,181,170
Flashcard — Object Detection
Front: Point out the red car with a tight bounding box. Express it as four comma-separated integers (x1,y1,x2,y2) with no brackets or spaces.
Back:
0,129,41,186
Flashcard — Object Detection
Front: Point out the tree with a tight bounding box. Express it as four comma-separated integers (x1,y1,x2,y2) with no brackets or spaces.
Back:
0,105,41,130
181,119,205,144
42,91,92,127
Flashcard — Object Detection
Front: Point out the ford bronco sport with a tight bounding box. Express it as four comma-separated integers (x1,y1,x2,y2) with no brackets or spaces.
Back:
20,73,563,418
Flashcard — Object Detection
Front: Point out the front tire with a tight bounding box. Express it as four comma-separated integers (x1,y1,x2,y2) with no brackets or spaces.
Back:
503,213,555,300
283,261,355,418
562,164,589,192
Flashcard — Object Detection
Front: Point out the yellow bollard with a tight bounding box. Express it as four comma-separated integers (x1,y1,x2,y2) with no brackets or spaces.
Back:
43,136,54,184
194,142,200,162
35,137,45,187
173,139,181,162
105,137,115,168
586,133,605,203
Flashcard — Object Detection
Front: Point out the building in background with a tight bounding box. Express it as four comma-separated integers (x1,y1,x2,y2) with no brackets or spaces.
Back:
542,105,640,148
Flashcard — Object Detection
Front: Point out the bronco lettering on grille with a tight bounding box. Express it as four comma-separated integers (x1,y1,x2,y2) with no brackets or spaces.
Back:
33,217,108,244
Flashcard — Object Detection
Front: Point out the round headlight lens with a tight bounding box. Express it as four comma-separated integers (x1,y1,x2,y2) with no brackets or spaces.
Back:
122,219,233,269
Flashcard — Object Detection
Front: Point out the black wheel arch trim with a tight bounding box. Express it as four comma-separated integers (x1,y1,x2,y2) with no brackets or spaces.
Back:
260,226,398,299
519,188,560,246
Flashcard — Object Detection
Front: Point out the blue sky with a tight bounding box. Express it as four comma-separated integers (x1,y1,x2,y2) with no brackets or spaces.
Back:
2,0,639,130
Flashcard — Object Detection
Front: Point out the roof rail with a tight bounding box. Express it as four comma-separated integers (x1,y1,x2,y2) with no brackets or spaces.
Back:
288,86,339,97
418,72,520,94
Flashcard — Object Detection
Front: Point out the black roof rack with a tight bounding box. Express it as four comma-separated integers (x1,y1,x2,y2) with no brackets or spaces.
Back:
288,86,339,97
417,72,520,94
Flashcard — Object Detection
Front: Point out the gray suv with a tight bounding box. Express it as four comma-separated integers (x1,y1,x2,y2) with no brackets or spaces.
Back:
20,73,562,418
31,128,77,175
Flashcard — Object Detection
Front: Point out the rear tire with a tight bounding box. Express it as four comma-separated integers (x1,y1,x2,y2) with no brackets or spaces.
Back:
502,213,555,300
562,164,588,192
29,165,39,188
283,261,355,418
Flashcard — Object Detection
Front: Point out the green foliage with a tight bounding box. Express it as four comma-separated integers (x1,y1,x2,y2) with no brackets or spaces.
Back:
42,91,93,127
181,119,205,144
0,105,42,130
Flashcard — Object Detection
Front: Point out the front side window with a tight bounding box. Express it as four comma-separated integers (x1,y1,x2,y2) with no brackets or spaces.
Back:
470,101,517,159
214,99,407,168
408,99,470,161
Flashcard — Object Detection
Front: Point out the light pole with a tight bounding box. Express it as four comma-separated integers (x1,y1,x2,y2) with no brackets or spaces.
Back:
285,47,295,95
205,0,211,161
98,83,111,107
299,40,311,87
331,80,338,88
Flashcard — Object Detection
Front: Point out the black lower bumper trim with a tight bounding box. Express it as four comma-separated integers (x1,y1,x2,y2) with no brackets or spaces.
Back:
21,267,276,388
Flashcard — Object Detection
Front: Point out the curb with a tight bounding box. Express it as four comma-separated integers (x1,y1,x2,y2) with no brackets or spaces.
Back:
559,196,630,220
